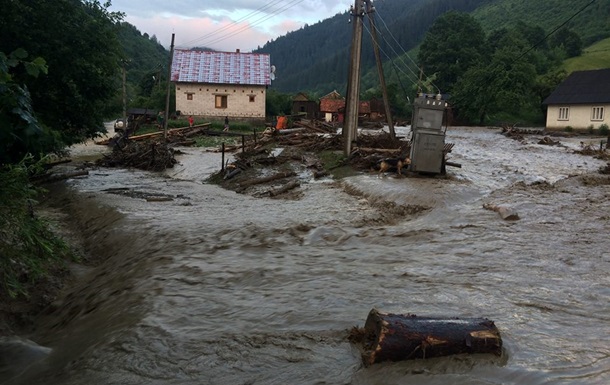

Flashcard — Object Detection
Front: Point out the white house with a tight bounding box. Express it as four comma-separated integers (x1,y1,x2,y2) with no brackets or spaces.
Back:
171,49,271,120
543,68,610,130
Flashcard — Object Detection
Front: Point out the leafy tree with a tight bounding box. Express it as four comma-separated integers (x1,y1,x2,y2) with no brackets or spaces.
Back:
0,49,64,165
452,34,537,124
534,69,567,112
266,89,293,117
418,12,487,93
549,28,583,58
0,0,124,148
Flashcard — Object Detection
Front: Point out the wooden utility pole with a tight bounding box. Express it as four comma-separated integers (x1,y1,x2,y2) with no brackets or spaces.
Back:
366,1,395,138
343,0,365,156
122,60,127,130
163,33,175,141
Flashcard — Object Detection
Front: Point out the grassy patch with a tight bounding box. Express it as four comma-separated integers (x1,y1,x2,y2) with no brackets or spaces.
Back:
318,150,360,178
564,38,610,73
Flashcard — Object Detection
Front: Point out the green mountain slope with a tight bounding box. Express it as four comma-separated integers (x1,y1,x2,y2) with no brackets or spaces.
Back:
259,0,610,96
563,37,610,72
473,0,610,46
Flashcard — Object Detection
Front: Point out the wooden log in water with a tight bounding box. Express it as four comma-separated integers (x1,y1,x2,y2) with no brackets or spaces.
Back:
353,309,502,366
483,203,520,220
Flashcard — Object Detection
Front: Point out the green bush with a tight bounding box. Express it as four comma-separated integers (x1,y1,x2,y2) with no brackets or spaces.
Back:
565,126,573,132
0,158,74,298
587,124,595,134
599,124,609,136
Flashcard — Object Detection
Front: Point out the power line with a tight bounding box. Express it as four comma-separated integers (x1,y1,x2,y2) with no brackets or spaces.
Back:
511,0,597,64
373,7,440,93
178,0,306,49
179,0,286,47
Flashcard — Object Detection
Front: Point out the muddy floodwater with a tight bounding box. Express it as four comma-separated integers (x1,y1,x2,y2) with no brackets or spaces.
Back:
8,126,610,385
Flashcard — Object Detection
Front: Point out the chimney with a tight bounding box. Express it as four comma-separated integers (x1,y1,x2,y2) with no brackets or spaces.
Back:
236,49,240,53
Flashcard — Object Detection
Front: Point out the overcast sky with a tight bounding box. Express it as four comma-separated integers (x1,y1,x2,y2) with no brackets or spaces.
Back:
108,0,351,52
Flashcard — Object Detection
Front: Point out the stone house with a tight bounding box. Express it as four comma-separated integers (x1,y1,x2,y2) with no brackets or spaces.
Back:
543,68,610,130
171,49,271,120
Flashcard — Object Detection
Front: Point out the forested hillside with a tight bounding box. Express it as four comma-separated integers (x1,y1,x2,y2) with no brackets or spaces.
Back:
473,0,610,46
113,22,170,113
257,0,610,97
258,0,492,95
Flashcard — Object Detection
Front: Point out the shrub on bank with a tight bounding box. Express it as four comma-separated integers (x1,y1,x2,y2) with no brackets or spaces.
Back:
0,158,75,299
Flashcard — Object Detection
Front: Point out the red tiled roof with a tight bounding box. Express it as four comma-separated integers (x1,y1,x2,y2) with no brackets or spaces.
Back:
320,99,345,113
171,49,271,86
319,99,370,114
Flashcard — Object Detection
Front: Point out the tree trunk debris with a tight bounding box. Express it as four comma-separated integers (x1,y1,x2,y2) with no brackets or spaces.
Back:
349,309,502,366
264,180,300,197
235,171,296,193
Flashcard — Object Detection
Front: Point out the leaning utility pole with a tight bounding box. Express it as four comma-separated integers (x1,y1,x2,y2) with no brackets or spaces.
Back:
343,0,365,156
365,1,395,138
163,33,175,141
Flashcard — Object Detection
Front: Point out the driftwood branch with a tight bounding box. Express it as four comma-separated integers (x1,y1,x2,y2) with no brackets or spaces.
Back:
236,171,296,192
32,170,89,184
267,180,300,197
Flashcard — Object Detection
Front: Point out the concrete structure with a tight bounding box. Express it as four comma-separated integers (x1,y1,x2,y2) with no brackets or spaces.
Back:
543,68,610,130
171,49,271,120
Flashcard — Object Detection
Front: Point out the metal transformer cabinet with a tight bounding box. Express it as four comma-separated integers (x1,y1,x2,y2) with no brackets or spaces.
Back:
409,95,449,174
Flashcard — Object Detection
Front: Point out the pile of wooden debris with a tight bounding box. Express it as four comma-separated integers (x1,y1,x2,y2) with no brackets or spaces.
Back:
96,140,177,171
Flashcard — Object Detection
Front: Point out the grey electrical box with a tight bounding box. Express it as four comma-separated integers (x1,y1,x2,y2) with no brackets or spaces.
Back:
409,95,449,174
410,130,445,173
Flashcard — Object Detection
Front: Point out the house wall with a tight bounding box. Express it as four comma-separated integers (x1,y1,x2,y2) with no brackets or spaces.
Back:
175,83,266,119
546,104,609,130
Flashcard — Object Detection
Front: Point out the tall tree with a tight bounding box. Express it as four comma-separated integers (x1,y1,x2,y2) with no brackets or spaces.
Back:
452,32,537,124
417,11,487,93
0,0,123,150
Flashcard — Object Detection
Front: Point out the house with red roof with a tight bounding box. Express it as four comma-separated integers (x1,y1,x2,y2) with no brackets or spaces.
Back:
319,90,371,123
171,49,271,120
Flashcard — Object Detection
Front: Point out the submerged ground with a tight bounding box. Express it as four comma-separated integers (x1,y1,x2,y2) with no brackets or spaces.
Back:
3,126,610,385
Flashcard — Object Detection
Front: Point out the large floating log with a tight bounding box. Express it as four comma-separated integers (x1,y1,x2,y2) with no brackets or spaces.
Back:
352,309,502,366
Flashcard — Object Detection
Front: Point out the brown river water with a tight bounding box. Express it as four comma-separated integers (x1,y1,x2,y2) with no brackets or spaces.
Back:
5,126,610,385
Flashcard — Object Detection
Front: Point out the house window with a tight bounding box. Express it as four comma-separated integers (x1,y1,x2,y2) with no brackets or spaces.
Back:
558,107,569,121
249,95,256,103
215,95,228,109
592,107,604,121
187,93,193,101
